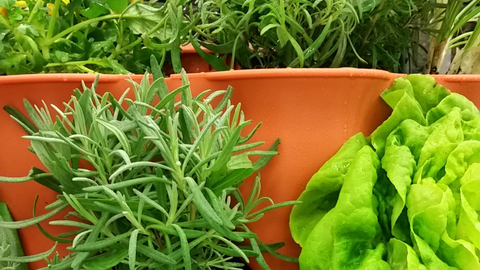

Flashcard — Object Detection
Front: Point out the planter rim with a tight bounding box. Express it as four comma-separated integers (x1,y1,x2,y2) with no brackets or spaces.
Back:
0,73,138,85
195,68,480,81
3,69,480,85
194,67,397,80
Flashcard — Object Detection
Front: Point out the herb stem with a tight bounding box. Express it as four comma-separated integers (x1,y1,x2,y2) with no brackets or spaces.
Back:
109,15,169,60
27,0,44,24
45,60,106,68
77,65,97,73
189,203,196,221
0,15,11,30
113,0,134,54
192,27,212,40
47,14,141,45
46,0,62,40
144,16,170,38
109,38,142,60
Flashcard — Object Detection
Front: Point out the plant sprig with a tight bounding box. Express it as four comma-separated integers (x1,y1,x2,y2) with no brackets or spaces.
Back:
0,60,298,269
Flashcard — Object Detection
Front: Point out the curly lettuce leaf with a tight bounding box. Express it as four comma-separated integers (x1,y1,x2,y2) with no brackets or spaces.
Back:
438,141,480,186
414,108,465,182
388,238,427,270
438,233,480,270
299,146,389,270
405,74,450,115
382,145,415,241
289,133,368,246
457,177,480,250
426,93,480,125
406,182,460,270
371,93,425,157
380,77,415,110
385,119,430,161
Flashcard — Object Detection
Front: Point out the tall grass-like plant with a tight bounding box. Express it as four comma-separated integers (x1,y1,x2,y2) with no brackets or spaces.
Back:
189,0,428,73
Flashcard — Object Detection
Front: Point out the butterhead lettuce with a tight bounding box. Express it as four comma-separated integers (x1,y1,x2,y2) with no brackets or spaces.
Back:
291,75,480,269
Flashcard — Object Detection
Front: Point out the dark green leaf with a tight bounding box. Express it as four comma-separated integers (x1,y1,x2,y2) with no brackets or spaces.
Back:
81,3,109,19
199,40,235,54
107,0,128,13
124,3,170,40
3,105,37,134
30,167,62,194
82,248,129,270
189,35,229,71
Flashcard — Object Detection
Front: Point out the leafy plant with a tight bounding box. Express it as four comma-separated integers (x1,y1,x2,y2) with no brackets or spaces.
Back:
0,0,193,75
188,0,427,73
0,61,298,269
290,74,480,269
346,0,427,73
447,19,480,74
420,0,480,74
0,202,28,270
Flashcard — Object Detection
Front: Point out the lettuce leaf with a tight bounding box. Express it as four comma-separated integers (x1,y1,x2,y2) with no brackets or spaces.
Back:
289,133,368,246
299,146,390,270
371,93,425,157
388,238,427,270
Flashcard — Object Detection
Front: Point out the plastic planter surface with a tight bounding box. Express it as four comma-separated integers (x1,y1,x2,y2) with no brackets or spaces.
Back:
1,69,480,269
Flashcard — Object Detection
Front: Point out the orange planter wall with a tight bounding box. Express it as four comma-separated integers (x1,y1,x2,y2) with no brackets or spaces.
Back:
2,69,480,270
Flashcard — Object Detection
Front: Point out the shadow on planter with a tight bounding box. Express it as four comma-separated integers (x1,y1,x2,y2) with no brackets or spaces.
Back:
2,69,480,269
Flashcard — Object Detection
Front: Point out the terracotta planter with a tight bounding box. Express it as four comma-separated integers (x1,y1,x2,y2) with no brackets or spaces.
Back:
1,69,480,269
164,45,213,74
165,44,240,74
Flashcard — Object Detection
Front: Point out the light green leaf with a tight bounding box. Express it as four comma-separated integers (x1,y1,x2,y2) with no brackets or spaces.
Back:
290,133,368,246
107,0,128,13
124,3,171,41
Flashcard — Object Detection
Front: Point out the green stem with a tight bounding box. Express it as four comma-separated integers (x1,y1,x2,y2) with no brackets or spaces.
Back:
145,16,169,38
189,203,196,221
46,62,98,73
47,14,140,45
450,31,473,46
110,15,169,59
45,60,105,67
0,15,11,30
46,0,62,40
114,25,125,53
109,38,142,60
41,47,50,59
27,0,44,24
193,27,212,40
114,0,139,52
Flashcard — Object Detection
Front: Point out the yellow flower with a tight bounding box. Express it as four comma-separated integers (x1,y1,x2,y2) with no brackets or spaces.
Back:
47,3,54,15
0,0,38,18
46,0,69,16
14,1,28,8
0,7,7,17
